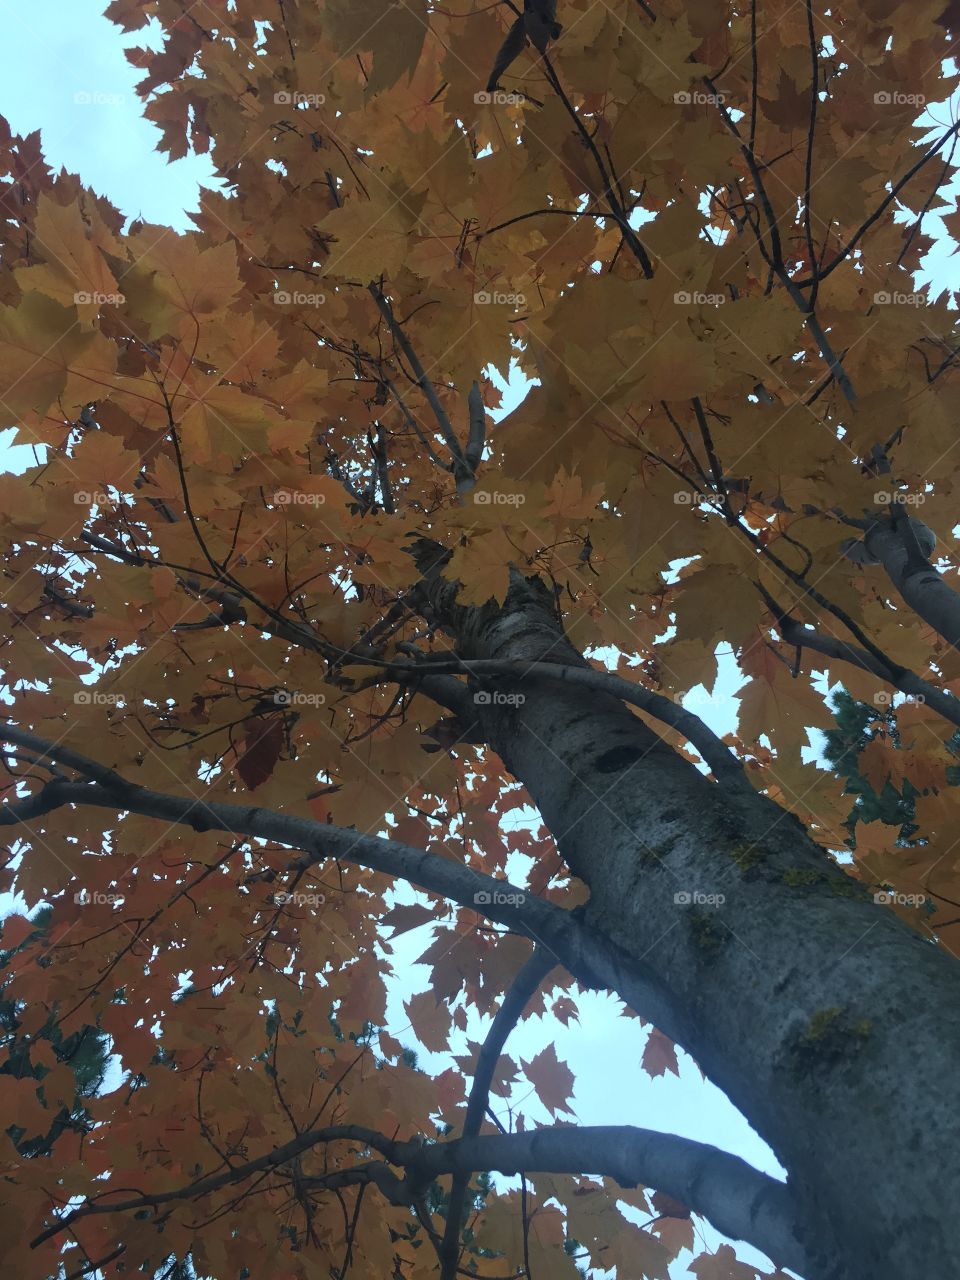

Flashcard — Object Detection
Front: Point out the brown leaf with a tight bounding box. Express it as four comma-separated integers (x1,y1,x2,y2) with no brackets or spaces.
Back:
642,1028,680,1079
236,716,285,791
521,1043,575,1117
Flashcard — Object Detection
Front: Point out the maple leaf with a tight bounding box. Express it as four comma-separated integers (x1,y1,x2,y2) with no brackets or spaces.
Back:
541,467,606,521
404,989,452,1054
521,1042,575,1117
447,527,516,605
642,1027,681,1079
236,717,286,790
14,193,121,325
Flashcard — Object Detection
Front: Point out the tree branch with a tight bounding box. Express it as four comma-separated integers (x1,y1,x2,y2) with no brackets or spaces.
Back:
377,1127,808,1277
0,724,689,1049
755,583,960,731
794,117,960,288
34,1120,808,1277
31,1126,409,1246
367,283,473,489
860,516,960,652
465,380,486,474
379,656,751,791
438,947,556,1280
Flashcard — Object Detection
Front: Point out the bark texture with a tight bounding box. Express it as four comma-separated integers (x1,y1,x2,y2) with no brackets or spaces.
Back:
438,569,960,1280
865,516,960,650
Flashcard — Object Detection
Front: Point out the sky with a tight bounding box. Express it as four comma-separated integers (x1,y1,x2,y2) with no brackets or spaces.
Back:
9,3,958,1276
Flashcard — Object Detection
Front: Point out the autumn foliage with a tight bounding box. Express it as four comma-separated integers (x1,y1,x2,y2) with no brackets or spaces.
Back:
1,0,960,1277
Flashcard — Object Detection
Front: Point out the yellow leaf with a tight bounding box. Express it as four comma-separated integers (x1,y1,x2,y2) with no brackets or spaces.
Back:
15,193,121,327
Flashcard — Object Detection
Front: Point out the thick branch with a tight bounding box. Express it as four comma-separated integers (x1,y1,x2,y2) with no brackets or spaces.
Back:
31,1125,408,1246
756,585,960,731
439,947,556,1280
396,1127,807,1277
0,725,688,1048
77,530,741,777
34,1116,807,1276
862,520,960,652
381,656,750,791
465,380,486,474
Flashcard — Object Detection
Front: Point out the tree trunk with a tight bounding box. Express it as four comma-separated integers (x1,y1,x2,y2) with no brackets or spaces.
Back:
443,571,960,1280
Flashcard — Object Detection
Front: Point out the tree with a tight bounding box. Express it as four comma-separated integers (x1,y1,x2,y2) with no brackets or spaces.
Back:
1,0,960,1276
822,688,921,839
0,906,110,1158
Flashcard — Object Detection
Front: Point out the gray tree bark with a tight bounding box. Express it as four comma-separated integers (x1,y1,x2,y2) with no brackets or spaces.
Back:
436,568,960,1280
863,513,960,650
